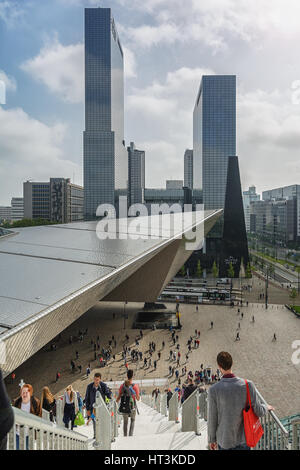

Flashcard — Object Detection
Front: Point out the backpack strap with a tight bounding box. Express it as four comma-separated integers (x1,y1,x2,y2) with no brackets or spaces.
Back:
245,380,252,408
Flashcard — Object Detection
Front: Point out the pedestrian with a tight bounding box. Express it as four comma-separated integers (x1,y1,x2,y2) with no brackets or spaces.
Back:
117,369,140,437
62,385,78,431
55,371,60,383
181,377,197,403
273,333,277,341
86,365,91,378
208,351,272,450
75,351,79,360
196,305,199,312
78,365,82,374
0,368,14,451
84,373,112,438
211,321,214,329
41,386,56,422
13,384,42,449
235,332,240,342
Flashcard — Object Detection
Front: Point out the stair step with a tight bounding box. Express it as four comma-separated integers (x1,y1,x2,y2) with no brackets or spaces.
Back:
111,431,208,451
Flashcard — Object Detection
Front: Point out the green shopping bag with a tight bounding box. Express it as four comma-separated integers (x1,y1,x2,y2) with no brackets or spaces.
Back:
74,411,85,426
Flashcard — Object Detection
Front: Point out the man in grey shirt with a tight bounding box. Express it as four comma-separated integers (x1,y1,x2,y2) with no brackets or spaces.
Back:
208,351,274,450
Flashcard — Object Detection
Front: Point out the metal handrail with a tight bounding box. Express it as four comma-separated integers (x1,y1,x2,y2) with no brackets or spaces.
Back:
291,419,300,450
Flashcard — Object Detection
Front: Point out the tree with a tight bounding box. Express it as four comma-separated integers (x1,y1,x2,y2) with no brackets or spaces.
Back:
196,260,202,278
290,288,297,301
245,263,252,279
212,261,219,279
228,262,235,279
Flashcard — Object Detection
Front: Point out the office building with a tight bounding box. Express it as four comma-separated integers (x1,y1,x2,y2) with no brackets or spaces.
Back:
250,199,297,245
23,179,84,223
166,180,183,190
84,7,128,219
128,142,145,206
184,149,193,189
262,185,300,240
0,206,12,222
243,186,261,232
11,197,24,221
193,75,236,210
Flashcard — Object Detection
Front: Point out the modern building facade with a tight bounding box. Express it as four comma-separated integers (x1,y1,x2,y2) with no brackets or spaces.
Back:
84,7,128,219
250,199,297,245
23,179,84,223
11,197,24,221
184,149,193,190
166,180,183,190
128,142,145,206
193,75,236,210
0,207,12,223
243,186,261,232
262,185,300,240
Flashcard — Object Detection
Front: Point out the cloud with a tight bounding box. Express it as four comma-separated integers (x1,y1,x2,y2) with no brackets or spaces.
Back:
21,37,84,104
21,36,137,103
117,0,300,53
0,0,25,27
0,106,81,205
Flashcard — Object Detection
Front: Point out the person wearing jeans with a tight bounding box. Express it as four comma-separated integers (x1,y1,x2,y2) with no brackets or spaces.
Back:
208,351,273,451
117,369,140,437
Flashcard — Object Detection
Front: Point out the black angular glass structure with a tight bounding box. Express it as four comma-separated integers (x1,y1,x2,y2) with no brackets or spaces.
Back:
219,156,249,277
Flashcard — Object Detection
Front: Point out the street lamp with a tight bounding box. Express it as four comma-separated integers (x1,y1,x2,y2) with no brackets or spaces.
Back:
123,301,128,330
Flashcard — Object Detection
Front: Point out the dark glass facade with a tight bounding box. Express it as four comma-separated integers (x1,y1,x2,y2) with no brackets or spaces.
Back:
193,75,236,210
84,8,127,219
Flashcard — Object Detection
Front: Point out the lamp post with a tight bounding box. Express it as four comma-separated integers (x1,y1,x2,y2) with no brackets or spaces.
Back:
265,266,269,310
123,301,128,330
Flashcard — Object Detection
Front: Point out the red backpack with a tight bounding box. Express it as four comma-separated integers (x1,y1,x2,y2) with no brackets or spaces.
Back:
243,380,264,448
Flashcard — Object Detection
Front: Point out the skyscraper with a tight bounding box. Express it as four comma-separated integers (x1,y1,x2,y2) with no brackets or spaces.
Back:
84,7,128,219
193,75,236,210
184,149,193,190
128,142,145,206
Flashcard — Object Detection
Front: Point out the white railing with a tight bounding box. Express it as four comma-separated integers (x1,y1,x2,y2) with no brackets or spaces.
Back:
181,390,201,435
168,391,179,423
8,407,88,450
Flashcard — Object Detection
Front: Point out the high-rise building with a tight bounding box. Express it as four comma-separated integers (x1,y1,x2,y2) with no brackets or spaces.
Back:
23,179,84,223
128,142,145,207
184,149,193,189
11,198,24,221
84,7,128,219
166,180,183,190
243,186,260,232
193,75,236,210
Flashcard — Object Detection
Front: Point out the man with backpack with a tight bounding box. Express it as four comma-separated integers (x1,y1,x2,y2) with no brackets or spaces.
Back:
117,370,140,437
84,373,112,438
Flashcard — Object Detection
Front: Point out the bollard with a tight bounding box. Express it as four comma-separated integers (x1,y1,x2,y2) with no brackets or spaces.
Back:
56,397,64,427
93,391,102,450
169,391,179,423
161,394,168,417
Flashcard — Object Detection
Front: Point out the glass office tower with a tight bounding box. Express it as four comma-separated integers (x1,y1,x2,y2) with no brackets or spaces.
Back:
84,7,128,219
193,75,236,210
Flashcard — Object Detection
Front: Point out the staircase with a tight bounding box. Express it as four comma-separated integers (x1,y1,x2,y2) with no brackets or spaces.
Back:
111,398,208,451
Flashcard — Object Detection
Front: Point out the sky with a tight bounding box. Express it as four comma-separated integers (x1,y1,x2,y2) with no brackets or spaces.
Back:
1,0,300,205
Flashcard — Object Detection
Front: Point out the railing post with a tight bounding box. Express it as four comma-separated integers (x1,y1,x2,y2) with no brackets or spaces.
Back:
292,419,300,450
93,391,112,450
56,397,64,427
169,391,179,423
181,390,200,434
161,394,168,417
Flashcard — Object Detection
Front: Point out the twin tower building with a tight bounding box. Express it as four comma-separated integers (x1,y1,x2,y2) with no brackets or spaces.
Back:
83,8,248,275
